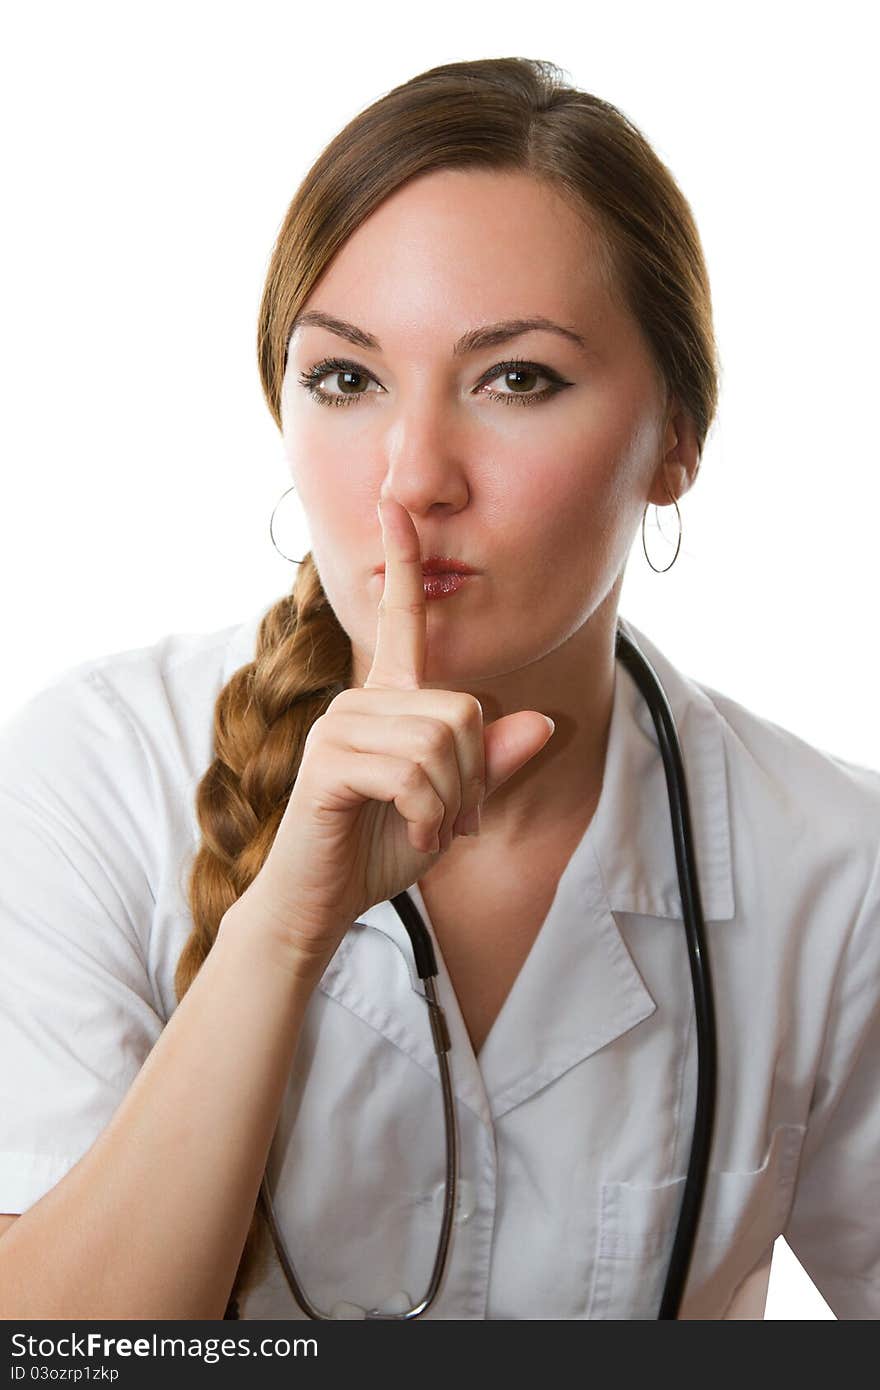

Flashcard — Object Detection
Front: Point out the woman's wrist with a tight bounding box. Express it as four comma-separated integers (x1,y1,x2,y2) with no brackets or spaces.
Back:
217,883,338,991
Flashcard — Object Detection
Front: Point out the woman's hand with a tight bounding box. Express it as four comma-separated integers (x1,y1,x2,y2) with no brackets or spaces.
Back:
234,493,556,976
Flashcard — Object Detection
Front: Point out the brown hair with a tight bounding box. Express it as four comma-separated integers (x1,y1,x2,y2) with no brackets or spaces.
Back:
173,55,719,1316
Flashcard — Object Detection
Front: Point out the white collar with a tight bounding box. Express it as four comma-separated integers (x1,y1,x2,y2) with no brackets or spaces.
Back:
594,614,734,924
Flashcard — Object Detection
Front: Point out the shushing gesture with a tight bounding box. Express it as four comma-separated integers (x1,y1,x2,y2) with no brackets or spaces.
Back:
232,494,556,978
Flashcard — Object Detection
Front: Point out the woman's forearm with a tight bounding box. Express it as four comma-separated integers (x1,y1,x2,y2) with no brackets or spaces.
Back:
0,903,323,1319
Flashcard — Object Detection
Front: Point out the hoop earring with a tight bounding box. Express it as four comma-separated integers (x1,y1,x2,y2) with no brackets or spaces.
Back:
269,484,306,565
642,474,682,573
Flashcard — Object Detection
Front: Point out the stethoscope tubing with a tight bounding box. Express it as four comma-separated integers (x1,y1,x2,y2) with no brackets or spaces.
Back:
614,623,719,1317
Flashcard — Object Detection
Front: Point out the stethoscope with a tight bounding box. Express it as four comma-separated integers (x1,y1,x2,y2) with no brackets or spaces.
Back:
245,620,719,1321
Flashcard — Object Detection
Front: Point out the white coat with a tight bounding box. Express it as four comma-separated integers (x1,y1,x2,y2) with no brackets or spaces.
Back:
0,606,878,1319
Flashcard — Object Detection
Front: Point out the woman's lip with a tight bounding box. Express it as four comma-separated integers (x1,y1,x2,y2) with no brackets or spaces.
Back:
422,572,475,600
373,560,479,576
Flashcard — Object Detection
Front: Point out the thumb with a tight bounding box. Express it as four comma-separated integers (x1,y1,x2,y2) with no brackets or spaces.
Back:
482,710,556,799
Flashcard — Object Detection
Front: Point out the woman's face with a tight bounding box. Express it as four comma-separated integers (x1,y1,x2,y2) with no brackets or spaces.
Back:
280,168,681,689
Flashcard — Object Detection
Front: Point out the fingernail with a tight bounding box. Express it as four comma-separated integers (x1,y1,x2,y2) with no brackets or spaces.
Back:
543,716,556,736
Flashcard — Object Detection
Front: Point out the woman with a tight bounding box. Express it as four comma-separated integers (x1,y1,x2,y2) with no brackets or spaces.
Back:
0,57,878,1321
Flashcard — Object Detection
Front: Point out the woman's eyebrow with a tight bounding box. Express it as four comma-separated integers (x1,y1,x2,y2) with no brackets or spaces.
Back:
289,310,590,357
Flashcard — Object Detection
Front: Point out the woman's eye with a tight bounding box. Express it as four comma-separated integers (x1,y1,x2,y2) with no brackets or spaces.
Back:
297,357,570,408
297,360,381,406
481,363,558,406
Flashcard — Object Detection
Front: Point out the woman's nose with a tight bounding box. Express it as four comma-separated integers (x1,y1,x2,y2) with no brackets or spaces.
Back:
377,464,468,517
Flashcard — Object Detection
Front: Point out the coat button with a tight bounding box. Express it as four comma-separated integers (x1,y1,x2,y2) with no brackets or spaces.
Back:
432,1177,475,1223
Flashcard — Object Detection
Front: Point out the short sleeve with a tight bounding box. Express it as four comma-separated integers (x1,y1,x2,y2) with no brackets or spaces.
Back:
783,843,880,1318
0,667,165,1214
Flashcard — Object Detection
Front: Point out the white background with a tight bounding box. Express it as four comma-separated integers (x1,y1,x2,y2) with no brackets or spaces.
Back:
2,0,877,1318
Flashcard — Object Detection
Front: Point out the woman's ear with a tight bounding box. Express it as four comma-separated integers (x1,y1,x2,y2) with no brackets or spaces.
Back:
646,400,700,507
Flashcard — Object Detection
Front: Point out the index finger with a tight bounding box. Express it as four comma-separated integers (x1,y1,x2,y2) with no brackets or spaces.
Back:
364,494,426,690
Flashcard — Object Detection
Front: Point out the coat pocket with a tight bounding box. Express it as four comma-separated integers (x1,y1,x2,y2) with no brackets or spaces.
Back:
588,1122,806,1319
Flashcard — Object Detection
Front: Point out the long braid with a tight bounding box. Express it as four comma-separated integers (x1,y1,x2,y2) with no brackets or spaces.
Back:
174,553,352,1315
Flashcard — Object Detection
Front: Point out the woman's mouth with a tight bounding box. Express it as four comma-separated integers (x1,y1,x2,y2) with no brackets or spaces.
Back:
373,556,480,600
